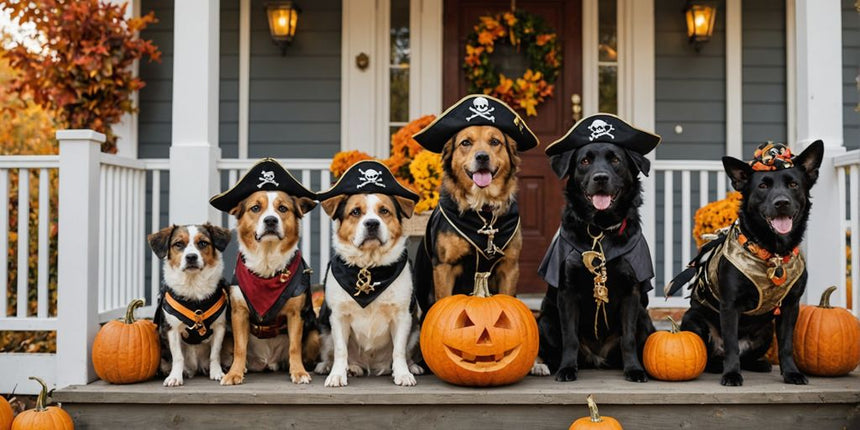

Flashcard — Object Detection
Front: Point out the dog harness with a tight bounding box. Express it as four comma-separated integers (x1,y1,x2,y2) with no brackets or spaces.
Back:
683,224,805,316
538,220,654,337
328,251,409,308
422,192,520,292
233,250,313,339
155,280,229,345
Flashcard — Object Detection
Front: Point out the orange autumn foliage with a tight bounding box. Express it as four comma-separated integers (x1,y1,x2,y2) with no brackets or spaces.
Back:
692,191,742,248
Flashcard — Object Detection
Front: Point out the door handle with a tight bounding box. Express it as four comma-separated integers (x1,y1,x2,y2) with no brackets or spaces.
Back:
571,93,582,122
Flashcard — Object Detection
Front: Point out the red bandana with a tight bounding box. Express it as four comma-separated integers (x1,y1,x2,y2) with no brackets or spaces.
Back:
234,251,302,319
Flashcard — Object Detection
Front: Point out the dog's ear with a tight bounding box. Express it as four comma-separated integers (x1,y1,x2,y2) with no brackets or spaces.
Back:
147,225,177,260
202,223,231,252
228,199,245,219
320,195,348,219
794,140,824,185
393,196,416,219
293,196,317,217
722,156,753,191
625,150,651,177
550,152,574,179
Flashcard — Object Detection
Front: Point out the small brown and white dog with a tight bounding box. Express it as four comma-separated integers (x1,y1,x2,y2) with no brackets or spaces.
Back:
313,160,423,387
148,223,231,387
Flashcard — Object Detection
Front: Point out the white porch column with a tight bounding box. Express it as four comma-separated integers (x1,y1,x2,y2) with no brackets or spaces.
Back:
56,130,104,387
108,0,140,158
794,0,846,306
170,0,221,224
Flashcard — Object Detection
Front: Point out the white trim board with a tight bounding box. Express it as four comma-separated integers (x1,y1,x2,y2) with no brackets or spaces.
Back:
238,0,250,159
726,0,743,159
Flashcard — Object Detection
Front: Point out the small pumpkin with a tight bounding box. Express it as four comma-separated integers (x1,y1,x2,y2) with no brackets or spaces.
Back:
569,395,623,430
419,275,539,386
643,316,707,381
11,377,73,430
794,286,860,376
92,299,160,384
0,396,13,430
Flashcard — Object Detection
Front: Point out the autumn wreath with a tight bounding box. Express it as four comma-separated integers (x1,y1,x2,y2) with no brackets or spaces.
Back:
464,9,562,116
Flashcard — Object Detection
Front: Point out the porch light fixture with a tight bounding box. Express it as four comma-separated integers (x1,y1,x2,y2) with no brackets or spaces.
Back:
684,1,717,52
266,1,300,55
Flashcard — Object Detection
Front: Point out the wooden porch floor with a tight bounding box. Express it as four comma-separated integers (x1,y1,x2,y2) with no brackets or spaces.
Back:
55,370,859,429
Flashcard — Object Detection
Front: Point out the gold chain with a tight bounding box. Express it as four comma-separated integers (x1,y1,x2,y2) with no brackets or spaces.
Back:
583,226,610,338
354,267,376,296
476,211,504,256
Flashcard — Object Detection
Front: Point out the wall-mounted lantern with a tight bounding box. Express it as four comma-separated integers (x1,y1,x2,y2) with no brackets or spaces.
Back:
685,1,717,52
266,1,300,55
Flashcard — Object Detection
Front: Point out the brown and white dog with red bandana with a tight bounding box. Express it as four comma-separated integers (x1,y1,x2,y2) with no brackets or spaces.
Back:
210,158,320,385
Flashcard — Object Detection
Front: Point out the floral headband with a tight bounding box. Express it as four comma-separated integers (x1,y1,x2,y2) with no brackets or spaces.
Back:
749,142,794,171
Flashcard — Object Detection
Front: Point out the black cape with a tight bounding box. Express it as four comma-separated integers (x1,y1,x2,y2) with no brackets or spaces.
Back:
537,225,654,290
329,252,409,308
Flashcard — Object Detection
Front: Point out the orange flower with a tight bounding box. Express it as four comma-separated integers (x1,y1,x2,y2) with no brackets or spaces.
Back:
503,12,517,27
330,150,374,178
478,30,496,46
536,34,556,46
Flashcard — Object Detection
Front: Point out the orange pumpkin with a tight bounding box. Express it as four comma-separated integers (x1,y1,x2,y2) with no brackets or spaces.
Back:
794,286,860,376
11,377,73,430
0,396,13,430
643,316,707,381
419,276,538,386
569,395,623,430
764,326,779,365
92,299,160,384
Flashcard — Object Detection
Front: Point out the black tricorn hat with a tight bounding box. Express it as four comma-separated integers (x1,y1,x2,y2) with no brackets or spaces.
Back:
412,94,539,153
317,160,420,218
545,113,661,179
209,158,317,213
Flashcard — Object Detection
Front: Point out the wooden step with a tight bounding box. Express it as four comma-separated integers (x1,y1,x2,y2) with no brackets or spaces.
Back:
54,370,860,429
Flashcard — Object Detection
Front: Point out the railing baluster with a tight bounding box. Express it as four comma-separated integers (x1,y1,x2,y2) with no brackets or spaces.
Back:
0,170,8,317
850,165,859,313
681,171,691,278
228,170,238,230
716,172,727,200
838,166,848,300
110,166,120,310
663,171,673,292
37,169,49,318
150,170,161,306
123,168,131,306
319,169,331,279
301,169,311,271
699,170,709,209
138,170,146,302
17,169,30,317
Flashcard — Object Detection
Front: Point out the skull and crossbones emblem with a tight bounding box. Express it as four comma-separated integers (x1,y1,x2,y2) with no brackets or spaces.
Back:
357,168,385,189
588,119,615,141
257,170,279,188
466,97,495,123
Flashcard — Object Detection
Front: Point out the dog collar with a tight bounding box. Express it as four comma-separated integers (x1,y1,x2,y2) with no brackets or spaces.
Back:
329,251,409,308
160,286,228,344
735,226,800,288
234,250,308,325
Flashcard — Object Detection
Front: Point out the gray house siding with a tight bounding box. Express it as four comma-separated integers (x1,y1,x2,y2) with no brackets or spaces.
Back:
844,0,860,150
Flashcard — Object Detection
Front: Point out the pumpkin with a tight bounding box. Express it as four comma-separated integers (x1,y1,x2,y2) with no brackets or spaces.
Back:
569,395,623,430
11,377,73,430
793,286,860,376
0,396,13,430
642,316,707,381
764,326,779,365
92,298,160,384
419,275,538,386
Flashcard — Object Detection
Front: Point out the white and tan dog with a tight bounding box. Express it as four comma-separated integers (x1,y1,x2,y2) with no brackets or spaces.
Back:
314,160,423,387
148,223,231,387
210,158,320,385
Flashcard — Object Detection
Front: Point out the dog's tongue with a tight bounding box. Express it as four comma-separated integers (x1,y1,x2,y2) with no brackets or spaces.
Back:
473,171,493,188
591,194,612,210
771,216,793,235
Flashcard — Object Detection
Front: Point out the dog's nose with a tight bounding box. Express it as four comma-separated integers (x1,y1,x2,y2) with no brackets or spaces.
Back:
774,196,790,209
364,219,380,232
475,151,490,164
592,172,610,184
264,216,278,228
185,254,198,264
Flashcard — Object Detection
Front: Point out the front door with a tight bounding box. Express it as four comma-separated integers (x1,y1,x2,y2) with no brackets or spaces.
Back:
443,0,582,293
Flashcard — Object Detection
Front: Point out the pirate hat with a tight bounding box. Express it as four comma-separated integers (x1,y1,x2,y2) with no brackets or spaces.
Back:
317,160,419,203
412,94,539,153
545,113,661,179
749,142,794,171
209,158,317,212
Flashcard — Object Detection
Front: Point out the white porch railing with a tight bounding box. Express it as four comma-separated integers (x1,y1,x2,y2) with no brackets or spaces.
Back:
0,130,857,394
835,150,860,313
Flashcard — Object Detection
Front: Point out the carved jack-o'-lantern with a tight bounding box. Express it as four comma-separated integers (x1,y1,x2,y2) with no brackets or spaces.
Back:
420,277,539,386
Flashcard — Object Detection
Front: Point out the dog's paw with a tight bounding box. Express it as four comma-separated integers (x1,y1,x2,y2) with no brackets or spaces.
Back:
408,363,425,375
163,373,184,387
220,371,244,386
290,370,312,384
393,371,417,387
555,366,578,382
624,368,648,383
314,362,331,375
347,364,365,377
782,371,808,385
720,371,743,386
530,362,551,376
325,372,348,387
209,366,225,382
